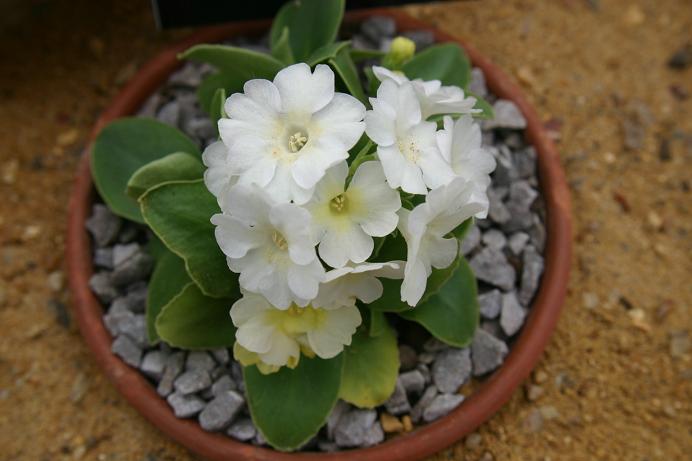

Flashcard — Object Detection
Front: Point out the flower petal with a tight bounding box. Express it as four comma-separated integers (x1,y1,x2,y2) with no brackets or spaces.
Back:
274,63,335,114
307,305,361,358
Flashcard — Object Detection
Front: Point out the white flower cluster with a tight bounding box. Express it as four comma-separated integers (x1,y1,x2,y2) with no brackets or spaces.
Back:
203,63,495,372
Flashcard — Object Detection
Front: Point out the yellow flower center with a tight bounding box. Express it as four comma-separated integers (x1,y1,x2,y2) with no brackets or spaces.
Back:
398,138,421,163
272,231,288,250
287,131,308,153
329,194,348,213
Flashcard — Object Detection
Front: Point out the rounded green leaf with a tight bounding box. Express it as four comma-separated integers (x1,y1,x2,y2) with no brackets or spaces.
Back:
146,248,191,343
307,41,350,66
180,44,284,79
155,282,236,349
126,152,204,200
244,355,343,451
339,323,399,408
269,0,345,62
469,92,495,119
399,256,479,347
91,118,200,222
196,72,242,114
140,179,238,299
209,87,227,132
402,43,471,89
329,47,367,104
271,26,295,64
452,217,474,240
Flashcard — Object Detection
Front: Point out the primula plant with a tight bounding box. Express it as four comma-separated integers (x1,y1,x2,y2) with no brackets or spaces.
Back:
91,0,496,451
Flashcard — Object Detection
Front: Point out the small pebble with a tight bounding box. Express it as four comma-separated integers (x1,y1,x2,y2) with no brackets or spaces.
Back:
508,232,530,255
85,204,122,247
422,393,465,422
401,30,435,50
361,16,396,43
468,68,487,97
199,390,245,431
111,250,153,287
483,100,527,130
479,289,503,319
112,243,140,267
398,344,418,371
525,384,544,402
384,381,410,415
174,369,212,395
465,432,483,450
327,400,350,439
399,369,426,395
334,409,377,448
519,245,544,306
211,348,230,365
500,292,526,336
186,351,216,373
111,335,142,367
211,375,236,396
469,247,516,291
362,422,385,447
432,348,471,393
167,392,205,418
226,418,257,442
471,329,509,376
140,350,167,380
460,225,481,255
411,385,438,423
157,351,185,397
482,229,507,249
380,413,404,433
157,101,181,127
93,248,114,269
89,272,119,304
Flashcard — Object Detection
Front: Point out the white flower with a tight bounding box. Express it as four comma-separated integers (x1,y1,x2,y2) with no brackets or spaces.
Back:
365,80,454,194
436,115,496,218
307,161,401,268
398,177,485,306
372,66,479,119
211,184,324,308
313,261,404,309
202,141,237,203
230,292,362,373
217,63,365,204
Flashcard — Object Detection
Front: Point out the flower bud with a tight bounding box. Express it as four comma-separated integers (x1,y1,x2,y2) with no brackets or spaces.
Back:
382,36,416,70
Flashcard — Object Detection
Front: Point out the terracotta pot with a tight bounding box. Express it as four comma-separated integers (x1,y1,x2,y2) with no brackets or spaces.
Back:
66,8,571,461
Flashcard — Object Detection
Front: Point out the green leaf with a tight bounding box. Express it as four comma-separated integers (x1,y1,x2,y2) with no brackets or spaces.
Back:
402,43,471,89
452,217,474,240
306,41,350,66
271,27,295,64
209,87,227,133
350,48,386,63
197,72,240,114
329,48,367,104
180,44,284,79
369,309,387,337
339,324,398,408
469,92,495,119
91,118,200,222
269,0,345,62
244,355,343,451
140,180,238,299
146,248,191,343
126,152,204,200
155,282,236,349
399,257,479,347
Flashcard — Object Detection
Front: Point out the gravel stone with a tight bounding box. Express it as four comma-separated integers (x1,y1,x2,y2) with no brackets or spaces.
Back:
111,334,142,367
110,249,153,287
500,292,526,336
86,204,122,247
483,100,527,130
140,350,167,380
508,181,538,210
479,289,503,319
418,351,436,365
363,422,385,447
402,30,435,50
361,16,396,43
460,224,481,255
519,245,544,306
118,313,147,347
199,390,245,431
423,337,449,352
327,400,350,439
226,418,257,441
103,309,133,336
482,229,507,249
334,409,377,448
469,67,487,97
487,189,512,225
174,369,212,395
471,329,509,376
112,243,140,267
515,146,537,178
422,393,465,422
157,100,181,127
398,344,418,371
399,369,426,395
211,348,230,365
384,381,410,415
157,351,185,397
211,375,236,397
508,232,530,255
411,385,438,423
490,145,517,188
125,283,147,312
89,272,119,304
186,351,216,373
416,363,431,385
93,248,114,269
469,247,516,290
168,63,203,87
481,320,503,338
432,348,471,393
167,392,205,418
529,216,547,252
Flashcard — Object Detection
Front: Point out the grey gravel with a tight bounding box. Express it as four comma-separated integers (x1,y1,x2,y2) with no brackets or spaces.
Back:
384,381,410,415
167,392,205,418
157,101,181,127
157,351,185,397
519,245,544,306
402,30,435,50
508,232,530,255
399,369,426,395
490,145,517,188
110,249,153,287
112,243,140,267
103,309,133,336
227,418,257,442
515,146,537,179
483,99,527,130
89,272,119,304
361,16,396,43
334,409,377,448
418,351,436,365
487,189,512,225
211,375,236,397
500,292,526,336
398,344,418,371
199,390,245,431
482,229,507,249
423,393,465,422
362,422,385,447
416,363,431,385
118,313,147,347
140,350,167,380
479,289,503,319
469,247,516,291
460,225,481,255
471,329,509,376
327,400,350,439
423,337,449,352
174,369,212,395
186,351,216,373
410,385,438,423
469,67,488,97
93,247,114,269
432,348,471,393
85,204,122,247
211,348,230,365
111,334,142,367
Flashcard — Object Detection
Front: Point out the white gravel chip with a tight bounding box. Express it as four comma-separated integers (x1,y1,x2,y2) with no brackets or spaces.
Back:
432,348,472,393
422,393,465,422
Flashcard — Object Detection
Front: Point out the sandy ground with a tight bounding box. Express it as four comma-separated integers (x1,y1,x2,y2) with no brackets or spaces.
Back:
0,0,690,460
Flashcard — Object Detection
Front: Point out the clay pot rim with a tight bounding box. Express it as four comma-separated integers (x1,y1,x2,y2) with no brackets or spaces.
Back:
66,8,571,461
